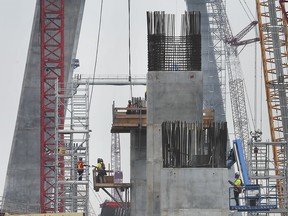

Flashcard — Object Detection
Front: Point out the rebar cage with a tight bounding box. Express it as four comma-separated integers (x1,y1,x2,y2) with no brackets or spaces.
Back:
147,11,201,71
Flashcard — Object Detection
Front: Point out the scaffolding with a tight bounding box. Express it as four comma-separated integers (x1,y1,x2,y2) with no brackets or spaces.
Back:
249,141,288,214
55,81,90,214
256,0,288,211
207,2,226,112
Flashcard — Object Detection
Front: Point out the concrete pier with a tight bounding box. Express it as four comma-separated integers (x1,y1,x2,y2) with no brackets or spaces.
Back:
145,71,228,216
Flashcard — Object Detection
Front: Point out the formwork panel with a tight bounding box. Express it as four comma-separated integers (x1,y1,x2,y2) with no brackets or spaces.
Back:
161,168,229,214
147,70,203,124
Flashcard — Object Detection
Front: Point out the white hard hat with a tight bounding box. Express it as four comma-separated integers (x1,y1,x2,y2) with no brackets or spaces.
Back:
235,171,240,176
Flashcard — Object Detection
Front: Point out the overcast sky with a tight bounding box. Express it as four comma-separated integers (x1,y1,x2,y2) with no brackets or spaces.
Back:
0,0,261,214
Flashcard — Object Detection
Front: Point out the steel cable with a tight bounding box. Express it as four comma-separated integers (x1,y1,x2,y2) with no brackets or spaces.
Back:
89,0,104,111
128,0,133,99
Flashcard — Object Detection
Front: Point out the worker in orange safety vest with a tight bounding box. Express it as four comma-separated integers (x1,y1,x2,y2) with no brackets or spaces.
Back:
77,157,84,181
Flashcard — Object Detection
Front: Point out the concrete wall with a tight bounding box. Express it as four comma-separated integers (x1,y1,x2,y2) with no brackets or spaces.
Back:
147,71,203,123
130,130,147,216
3,0,85,213
145,70,229,215
147,70,206,216
146,125,229,216
161,168,228,215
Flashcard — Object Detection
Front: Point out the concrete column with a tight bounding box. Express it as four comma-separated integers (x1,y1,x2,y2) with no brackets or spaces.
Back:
146,71,203,216
130,129,147,215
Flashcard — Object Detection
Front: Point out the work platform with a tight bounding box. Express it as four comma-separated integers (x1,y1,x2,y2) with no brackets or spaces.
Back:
92,168,131,208
111,107,214,133
111,107,147,133
229,185,278,212
92,168,131,192
230,204,278,212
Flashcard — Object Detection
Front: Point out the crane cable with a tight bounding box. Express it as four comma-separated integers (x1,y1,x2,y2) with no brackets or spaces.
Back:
89,180,104,204
253,26,260,132
236,0,260,131
128,0,133,99
88,0,104,111
238,0,256,22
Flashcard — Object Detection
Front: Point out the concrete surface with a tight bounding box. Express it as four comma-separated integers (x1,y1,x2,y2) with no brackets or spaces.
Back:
147,71,203,124
146,70,228,216
130,130,147,216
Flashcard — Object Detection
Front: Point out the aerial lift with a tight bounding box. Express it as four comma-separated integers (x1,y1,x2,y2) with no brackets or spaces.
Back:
229,139,278,212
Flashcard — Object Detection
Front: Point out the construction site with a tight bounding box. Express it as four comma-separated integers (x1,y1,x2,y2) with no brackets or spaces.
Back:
1,0,288,215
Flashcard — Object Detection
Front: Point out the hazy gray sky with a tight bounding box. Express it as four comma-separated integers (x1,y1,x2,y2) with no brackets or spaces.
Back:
0,0,260,214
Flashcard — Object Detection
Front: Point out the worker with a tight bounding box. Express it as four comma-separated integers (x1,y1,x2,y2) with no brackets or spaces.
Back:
228,171,243,206
126,100,133,114
77,157,84,181
100,158,107,175
226,148,236,169
96,158,106,183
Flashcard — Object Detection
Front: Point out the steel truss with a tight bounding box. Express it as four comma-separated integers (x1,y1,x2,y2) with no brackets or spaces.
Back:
207,2,227,111
40,0,65,212
207,0,250,164
111,133,123,200
250,141,288,214
256,0,288,210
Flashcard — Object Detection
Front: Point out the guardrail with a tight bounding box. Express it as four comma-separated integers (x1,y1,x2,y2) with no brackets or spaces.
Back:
229,184,278,212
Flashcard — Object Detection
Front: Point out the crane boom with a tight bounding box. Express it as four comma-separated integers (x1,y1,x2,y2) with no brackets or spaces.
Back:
256,0,288,209
226,21,259,46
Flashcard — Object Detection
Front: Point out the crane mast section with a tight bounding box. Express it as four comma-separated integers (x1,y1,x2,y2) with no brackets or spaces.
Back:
111,133,121,172
210,1,250,160
233,21,258,41
257,0,288,141
40,0,65,213
256,0,288,208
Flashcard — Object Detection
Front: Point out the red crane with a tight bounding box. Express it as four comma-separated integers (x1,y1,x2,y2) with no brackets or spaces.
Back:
40,0,65,212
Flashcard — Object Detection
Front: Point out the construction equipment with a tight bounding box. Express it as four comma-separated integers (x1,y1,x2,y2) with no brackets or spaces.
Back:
208,1,251,164
225,21,259,46
229,139,280,212
226,21,259,46
40,0,65,213
111,133,123,200
256,0,288,210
